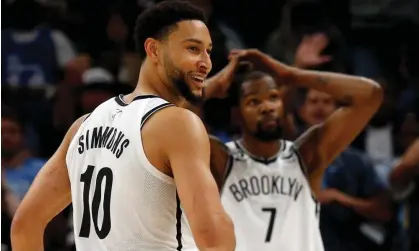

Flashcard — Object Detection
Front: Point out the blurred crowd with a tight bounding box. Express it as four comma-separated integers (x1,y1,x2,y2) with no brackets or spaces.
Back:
1,0,418,250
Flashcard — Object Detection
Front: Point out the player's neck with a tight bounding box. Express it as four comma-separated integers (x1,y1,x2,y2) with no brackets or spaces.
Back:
130,61,184,105
240,134,281,159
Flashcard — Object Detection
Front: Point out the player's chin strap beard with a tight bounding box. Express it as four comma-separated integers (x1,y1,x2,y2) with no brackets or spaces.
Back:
174,78,204,106
253,124,283,142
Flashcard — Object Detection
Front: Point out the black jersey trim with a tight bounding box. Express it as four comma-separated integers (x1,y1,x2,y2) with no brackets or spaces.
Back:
280,139,286,151
220,154,234,196
114,94,160,106
176,193,183,250
233,140,284,165
140,103,175,129
224,154,234,180
133,94,160,101
291,146,318,202
82,113,91,122
291,146,309,178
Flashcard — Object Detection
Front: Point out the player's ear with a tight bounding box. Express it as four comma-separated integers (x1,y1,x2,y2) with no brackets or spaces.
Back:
144,38,160,63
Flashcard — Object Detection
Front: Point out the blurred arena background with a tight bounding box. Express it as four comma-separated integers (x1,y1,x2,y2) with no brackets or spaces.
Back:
1,0,418,250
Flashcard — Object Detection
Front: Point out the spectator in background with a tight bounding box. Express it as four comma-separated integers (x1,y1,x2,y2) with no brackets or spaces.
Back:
78,68,132,115
2,0,77,87
105,10,140,85
1,106,72,251
390,139,419,251
296,89,393,251
264,0,347,73
395,112,419,157
352,78,398,167
296,89,335,134
1,106,46,200
1,176,20,251
348,0,419,88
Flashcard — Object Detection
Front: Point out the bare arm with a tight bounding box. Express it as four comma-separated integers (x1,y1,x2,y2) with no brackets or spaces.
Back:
256,53,382,194
319,189,392,221
209,135,231,191
390,139,419,190
2,184,20,217
11,114,89,251
181,56,242,113
151,108,235,251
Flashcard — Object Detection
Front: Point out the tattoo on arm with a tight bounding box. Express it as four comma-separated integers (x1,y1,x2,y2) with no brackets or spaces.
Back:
339,95,354,106
294,124,322,149
315,76,329,87
293,124,323,174
313,76,353,105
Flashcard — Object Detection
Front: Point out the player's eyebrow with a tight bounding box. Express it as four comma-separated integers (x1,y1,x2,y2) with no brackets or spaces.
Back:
242,87,277,98
182,38,212,48
242,92,259,97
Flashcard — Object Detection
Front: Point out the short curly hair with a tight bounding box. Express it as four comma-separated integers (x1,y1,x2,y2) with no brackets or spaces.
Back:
134,0,206,61
229,68,270,106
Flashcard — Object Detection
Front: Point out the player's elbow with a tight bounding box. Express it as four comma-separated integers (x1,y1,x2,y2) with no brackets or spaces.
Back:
195,213,236,251
11,209,45,241
10,213,28,242
364,78,384,106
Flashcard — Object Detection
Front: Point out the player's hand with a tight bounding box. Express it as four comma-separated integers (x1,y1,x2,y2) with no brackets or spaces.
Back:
229,49,293,81
205,55,241,99
317,188,340,205
294,33,332,69
229,49,265,70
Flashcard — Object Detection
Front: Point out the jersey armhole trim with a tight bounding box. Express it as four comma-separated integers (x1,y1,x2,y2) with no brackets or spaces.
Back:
224,154,234,180
82,113,91,122
141,103,175,129
175,193,183,250
220,154,234,195
291,145,318,202
137,102,176,185
114,94,160,106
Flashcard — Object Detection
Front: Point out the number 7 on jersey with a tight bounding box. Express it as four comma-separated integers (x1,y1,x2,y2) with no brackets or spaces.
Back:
262,207,277,242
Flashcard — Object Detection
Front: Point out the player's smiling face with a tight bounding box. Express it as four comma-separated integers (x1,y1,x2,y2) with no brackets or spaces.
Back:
161,20,212,104
239,76,285,141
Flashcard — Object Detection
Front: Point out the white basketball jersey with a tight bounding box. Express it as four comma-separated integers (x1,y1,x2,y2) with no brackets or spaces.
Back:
221,140,324,251
66,94,197,251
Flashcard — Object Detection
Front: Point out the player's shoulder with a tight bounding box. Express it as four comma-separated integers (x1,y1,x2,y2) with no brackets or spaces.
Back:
83,96,120,119
224,140,246,161
150,105,202,126
143,106,207,141
280,140,300,162
70,113,92,134
281,139,295,151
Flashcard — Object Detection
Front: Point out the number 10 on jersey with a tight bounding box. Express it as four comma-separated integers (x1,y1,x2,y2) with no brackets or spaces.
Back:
79,165,114,239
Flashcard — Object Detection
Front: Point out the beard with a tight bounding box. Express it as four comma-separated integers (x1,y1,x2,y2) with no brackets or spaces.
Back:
253,120,283,142
163,55,203,105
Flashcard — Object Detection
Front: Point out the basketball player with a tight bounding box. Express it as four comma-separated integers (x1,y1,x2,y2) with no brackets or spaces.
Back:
10,2,235,251
206,49,383,250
